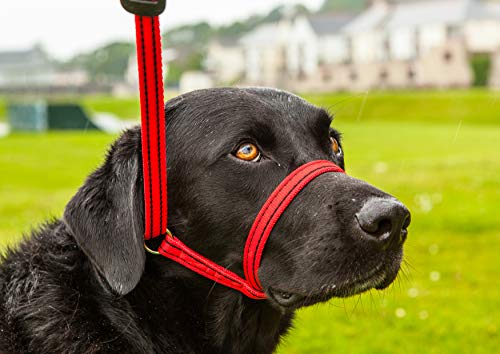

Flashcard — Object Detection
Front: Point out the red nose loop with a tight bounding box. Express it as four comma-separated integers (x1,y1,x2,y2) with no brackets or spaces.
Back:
243,160,345,291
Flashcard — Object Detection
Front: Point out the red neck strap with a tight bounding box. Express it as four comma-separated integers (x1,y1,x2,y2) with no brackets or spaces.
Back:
124,3,345,300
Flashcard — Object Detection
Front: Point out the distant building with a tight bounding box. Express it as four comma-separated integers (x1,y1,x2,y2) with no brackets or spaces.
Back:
344,0,389,64
0,46,92,94
124,48,175,94
206,38,245,85
240,21,293,87
0,46,55,88
491,49,500,88
309,14,354,65
215,0,500,92
179,71,214,94
239,13,356,88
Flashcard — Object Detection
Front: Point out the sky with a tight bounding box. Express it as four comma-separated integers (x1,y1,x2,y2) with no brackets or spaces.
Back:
0,0,323,60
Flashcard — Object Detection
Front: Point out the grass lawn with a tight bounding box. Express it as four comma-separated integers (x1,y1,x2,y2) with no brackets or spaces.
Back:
305,89,500,125
81,95,140,120
1,89,500,124
276,121,500,354
0,96,6,121
0,93,499,353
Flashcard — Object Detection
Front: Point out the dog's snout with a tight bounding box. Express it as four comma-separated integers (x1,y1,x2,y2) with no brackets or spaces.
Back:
355,198,411,249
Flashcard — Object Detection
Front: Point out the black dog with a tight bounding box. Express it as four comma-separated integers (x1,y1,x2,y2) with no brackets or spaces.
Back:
0,88,410,353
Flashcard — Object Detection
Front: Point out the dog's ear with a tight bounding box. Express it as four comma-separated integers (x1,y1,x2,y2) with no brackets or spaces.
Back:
63,130,146,295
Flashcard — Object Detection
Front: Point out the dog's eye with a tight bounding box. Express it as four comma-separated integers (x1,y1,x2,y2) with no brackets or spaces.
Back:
330,137,342,156
235,143,261,162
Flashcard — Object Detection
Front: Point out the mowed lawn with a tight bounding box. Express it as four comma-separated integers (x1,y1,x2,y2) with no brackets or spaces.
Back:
0,92,499,353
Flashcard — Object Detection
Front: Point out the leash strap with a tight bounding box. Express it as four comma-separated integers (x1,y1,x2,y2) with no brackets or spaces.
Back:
159,236,266,299
131,7,168,240
159,161,345,299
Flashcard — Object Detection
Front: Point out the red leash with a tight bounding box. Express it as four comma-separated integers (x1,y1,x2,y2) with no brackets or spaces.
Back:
135,15,168,240
121,1,345,300
122,0,168,240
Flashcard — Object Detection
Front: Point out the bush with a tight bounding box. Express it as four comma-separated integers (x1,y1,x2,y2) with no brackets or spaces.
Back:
470,54,492,87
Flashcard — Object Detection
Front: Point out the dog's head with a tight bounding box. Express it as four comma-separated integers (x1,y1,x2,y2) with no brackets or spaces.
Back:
64,88,410,310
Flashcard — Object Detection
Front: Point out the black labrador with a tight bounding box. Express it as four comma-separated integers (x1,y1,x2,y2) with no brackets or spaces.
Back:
0,88,410,354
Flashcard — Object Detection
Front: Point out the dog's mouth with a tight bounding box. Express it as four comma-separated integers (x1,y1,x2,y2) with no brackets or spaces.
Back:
267,257,402,310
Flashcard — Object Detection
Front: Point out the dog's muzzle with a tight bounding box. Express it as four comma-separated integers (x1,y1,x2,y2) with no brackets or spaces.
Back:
154,160,345,299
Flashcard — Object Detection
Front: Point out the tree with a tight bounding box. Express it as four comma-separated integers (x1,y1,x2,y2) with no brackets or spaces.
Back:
65,42,135,83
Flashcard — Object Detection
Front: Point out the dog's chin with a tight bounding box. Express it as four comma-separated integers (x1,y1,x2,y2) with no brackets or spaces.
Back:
267,257,402,311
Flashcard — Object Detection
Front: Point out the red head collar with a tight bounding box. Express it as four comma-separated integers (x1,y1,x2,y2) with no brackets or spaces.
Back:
158,160,345,299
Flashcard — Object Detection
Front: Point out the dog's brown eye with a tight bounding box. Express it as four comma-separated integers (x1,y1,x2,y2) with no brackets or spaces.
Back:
235,143,261,162
331,137,342,156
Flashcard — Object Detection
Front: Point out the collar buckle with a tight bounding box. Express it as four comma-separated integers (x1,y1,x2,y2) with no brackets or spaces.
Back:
144,228,173,255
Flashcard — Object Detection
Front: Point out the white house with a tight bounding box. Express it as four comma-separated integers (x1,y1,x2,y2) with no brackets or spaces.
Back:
206,38,245,84
240,13,356,87
464,1,500,53
240,21,294,86
311,15,354,65
217,0,500,91
343,0,390,63
331,0,500,90
0,46,54,88
490,49,500,88
382,0,475,88
385,0,500,59
123,48,176,94
287,16,319,79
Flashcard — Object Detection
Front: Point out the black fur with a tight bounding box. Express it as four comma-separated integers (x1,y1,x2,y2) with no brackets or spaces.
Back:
0,88,409,353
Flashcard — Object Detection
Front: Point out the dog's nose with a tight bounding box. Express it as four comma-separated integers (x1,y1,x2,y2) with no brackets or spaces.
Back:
355,198,411,249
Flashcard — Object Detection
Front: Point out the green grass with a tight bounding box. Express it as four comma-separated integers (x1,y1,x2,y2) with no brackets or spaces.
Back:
0,92,499,353
81,95,140,120
305,89,500,125
276,121,500,354
0,96,6,121
0,132,115,246
2,89,500,124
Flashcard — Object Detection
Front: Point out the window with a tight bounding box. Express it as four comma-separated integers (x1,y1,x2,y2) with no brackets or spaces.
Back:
444,51,453,63
408,68,416,80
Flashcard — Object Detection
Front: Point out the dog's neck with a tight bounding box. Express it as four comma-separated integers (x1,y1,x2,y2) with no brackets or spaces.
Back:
128,256,294,354
23,221,295,353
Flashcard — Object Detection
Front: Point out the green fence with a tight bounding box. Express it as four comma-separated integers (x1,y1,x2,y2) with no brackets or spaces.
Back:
8,102,100,132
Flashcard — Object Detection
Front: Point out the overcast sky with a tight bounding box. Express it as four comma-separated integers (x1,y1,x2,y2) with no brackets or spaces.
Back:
0,0,323,60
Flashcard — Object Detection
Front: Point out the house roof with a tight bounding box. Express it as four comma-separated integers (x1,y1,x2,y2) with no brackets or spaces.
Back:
0,47,52,71
240,23,290,47
468,0,500,21
214,36,240,47
384,0,500,29
308,14,356,35
240,0,500,46
386,0,472,29
343,2,390,33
